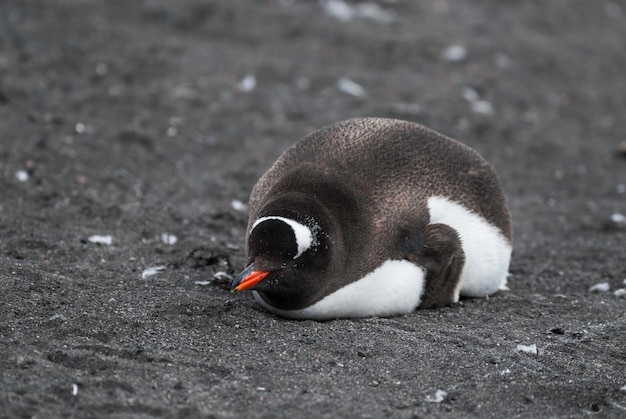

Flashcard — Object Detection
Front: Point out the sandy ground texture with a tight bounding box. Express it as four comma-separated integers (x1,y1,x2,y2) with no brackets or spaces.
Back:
1,0,626,417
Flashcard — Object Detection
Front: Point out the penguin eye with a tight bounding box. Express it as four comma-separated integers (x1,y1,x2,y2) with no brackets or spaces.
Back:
250,216,314,259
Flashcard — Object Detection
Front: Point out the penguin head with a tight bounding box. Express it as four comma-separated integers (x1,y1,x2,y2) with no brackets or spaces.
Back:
231,213,336,310
230,170,365,312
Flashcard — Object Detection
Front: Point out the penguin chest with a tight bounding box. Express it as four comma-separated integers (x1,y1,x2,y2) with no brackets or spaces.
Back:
252,260,426,320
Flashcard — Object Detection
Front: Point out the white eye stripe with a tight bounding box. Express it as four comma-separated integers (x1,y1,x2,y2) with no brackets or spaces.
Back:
251,216,313,259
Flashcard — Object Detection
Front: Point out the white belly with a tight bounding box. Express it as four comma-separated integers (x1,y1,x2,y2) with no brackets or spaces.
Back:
253,259,425,320
427,196,511,300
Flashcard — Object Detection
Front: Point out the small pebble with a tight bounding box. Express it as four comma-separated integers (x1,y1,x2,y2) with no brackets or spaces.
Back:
461,87,494,115
194,280,212,286
610,213,625,224
238,74,256,92
15,170,29,182
213,271,233,281
425,389,447,403
75,123,86,134
231,199,248,212
462,87,479,102
321,0,395,24
515,344,537,354
166,126,178,137
588,282,610,293
337,77,366,98
488,355,502,364
48,314,68,322
95,63,108,76
550,327,565,335
72,383,78,396
321,0,353,21
161,233,178,245
442,45,467,62
88,235,113,246
470,100,494,115
614,288,626,298
141,266,166,279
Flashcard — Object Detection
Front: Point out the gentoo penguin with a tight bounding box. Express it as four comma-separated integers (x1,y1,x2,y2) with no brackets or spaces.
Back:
231,117,512,320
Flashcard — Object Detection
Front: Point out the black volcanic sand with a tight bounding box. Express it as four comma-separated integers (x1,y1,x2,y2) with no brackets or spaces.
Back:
1,1,625,417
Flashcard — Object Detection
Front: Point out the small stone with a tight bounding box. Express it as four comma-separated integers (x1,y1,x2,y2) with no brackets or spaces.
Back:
15,170,29,182
166,126,178,137
470,100,494,115
161,233,178,245
238,74,256,92
442,45,467,62
614,288,626,298
95,63,108,76
369,380,380,387
462,87,479,102
321,0,353,21
231,199,248,212
425,389,447,403
194,280,212,286
610,213,626,224
515,344,537,354
550,327,565,335
604,213,626,231
488,355,502,364
88,235,113,246
212,272,233,287
588,282,610,293
141,266,166,279
337,77,366,98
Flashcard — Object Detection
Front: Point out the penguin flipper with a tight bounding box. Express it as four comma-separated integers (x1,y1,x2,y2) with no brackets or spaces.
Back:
405,223,466,309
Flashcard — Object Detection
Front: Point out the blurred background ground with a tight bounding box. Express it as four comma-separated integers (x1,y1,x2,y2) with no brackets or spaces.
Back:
1,1,625,417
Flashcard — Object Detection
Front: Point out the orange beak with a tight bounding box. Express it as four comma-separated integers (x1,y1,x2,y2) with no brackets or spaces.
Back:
231,264,270,292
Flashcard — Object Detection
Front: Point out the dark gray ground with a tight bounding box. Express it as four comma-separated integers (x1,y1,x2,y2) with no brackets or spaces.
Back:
1,1,625,417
